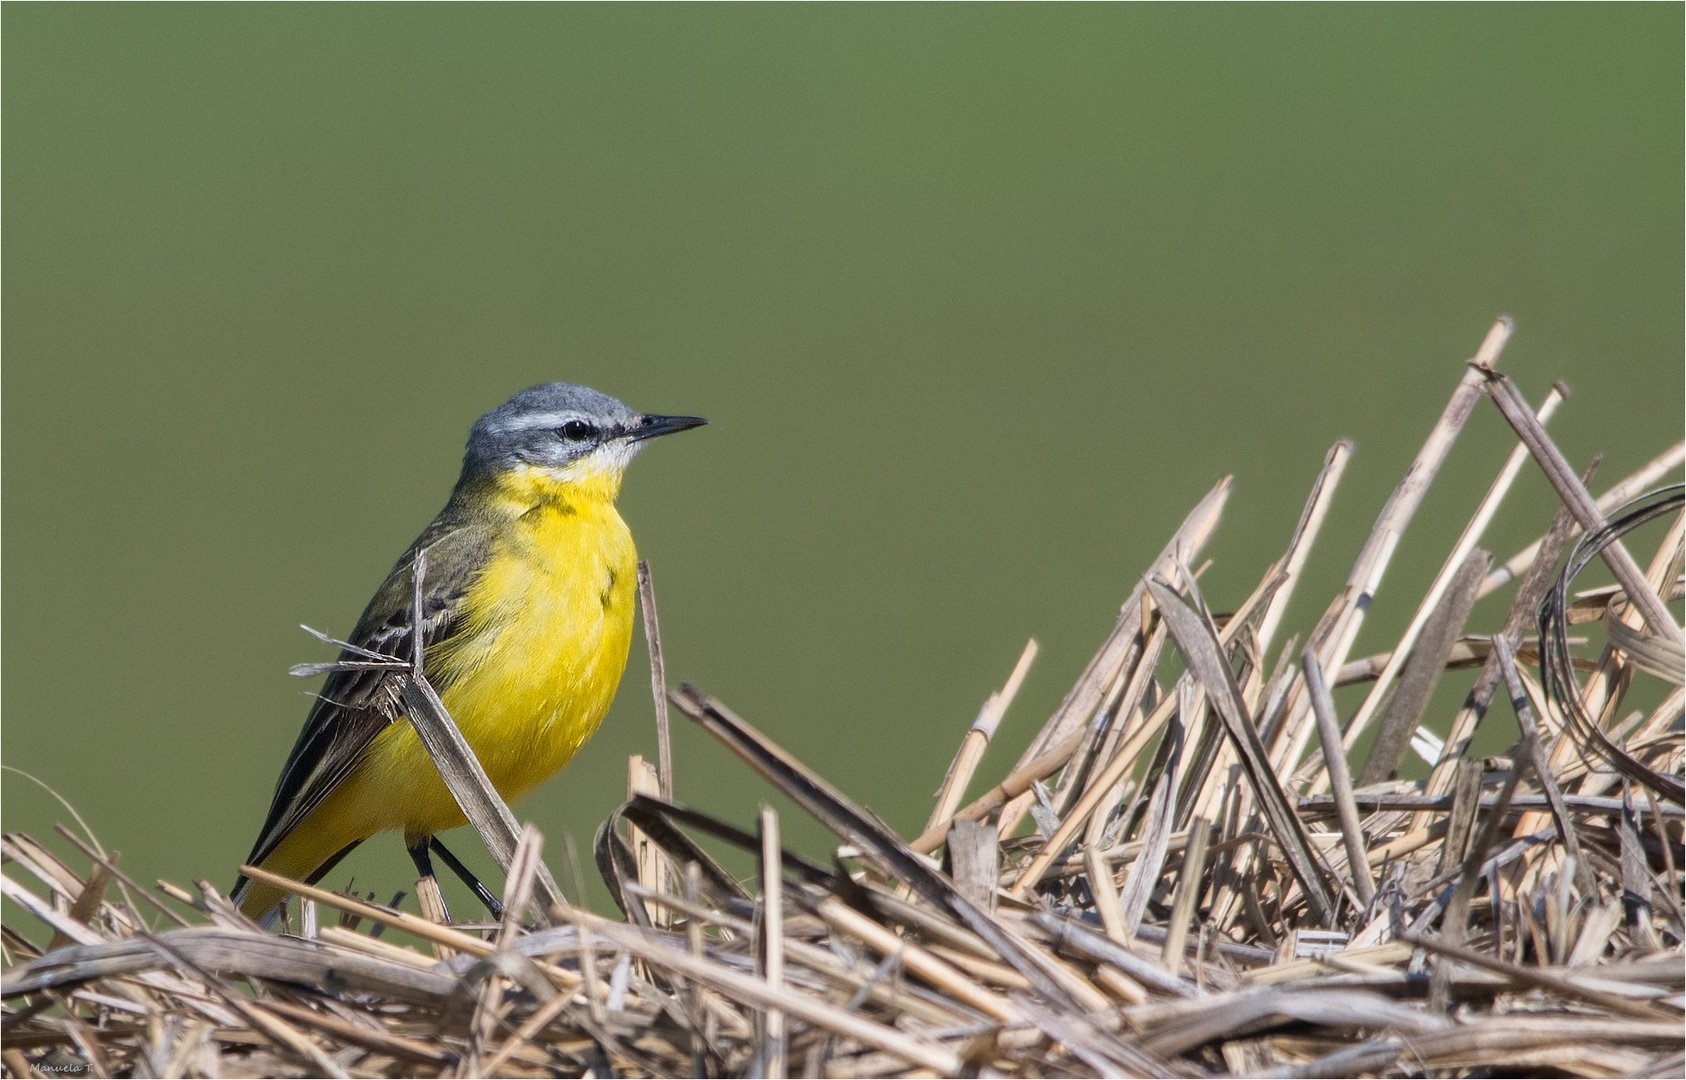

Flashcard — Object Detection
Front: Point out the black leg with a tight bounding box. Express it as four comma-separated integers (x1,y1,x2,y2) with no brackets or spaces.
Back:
305,839,365,887
406,832,455,926
430,837,505,920
405,834,437,881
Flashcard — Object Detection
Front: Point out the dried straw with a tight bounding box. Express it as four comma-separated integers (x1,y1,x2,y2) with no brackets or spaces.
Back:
4,318,1681,1078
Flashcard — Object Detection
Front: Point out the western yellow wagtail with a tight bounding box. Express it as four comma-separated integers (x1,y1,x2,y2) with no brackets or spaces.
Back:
232,383,704,925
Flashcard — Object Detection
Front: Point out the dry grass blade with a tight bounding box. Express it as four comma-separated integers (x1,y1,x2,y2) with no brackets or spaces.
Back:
388,552,566,922
1420,457,1596,829
586,915,967,1074
1355,547,1491,781
668,683,1083,1009
1478,366,1682,645
1479,439,1685,599
635,559,674,800
1145,576,1335,924
4,316,1680,1079
1343,387,1563,749
996,476,1233,838
1303,650,1373,903
926,638,1038,834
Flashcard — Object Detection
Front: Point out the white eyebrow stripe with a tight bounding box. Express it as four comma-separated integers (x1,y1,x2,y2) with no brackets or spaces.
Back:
491,411,592,434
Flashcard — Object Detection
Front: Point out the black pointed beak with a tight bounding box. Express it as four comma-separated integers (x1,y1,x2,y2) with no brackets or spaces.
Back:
630,413,708,441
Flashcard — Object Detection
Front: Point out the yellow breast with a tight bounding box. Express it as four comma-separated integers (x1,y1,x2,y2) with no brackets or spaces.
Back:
341,467,638,836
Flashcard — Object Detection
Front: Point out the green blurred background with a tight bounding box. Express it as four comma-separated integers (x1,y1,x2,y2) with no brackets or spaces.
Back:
5,6,1682,915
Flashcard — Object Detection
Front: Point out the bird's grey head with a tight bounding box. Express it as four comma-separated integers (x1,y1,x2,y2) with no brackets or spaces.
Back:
462,383,705,482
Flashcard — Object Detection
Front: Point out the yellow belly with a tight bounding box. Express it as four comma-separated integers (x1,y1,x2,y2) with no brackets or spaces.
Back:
259,495,637,886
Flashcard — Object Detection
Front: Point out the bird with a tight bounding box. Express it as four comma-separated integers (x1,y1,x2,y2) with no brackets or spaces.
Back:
232,383,705,926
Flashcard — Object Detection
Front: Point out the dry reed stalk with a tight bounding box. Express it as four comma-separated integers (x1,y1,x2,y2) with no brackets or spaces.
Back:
1341,387,1564,751
924,638,1037,833
1303,650,1374,904
995,476,1232,838
1479,439,1686,599
1081,624,1165,846
1478,366,1682,645
1008,562,1286,899
758,805,786,1079
1160,816,1210,973
1414,460,1596,833
403,551,565,919
1265,320,1512,791
1255,441,1353,660
635,560,674,800
907,726,1086,854
625,754,667,931
1182,443,1351,835
5,317,1681,1079
1355,547,1492,786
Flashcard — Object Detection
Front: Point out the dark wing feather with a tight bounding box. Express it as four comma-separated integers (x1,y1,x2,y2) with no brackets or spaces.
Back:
242,511,492,871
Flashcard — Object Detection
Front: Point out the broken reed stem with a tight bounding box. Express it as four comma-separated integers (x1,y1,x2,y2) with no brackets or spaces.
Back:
395,550,564,920
1255,440,1352,658
1083,622,1167,846
8,317,1682,1080
1336,320,1510,658
395,670,564,921
1355,546,1490,781
1010,567,1281,896
995,477,1233,839
1084,845,1127,944
1494,636,1592,896
1478,440,1685,599
1266,320,1512,791
1303,649,1374,904
1147,576,1336,926
1116,730,1179,938
1401,930,1672,1021
760,805,786,1080
1478,365,1682,645
1418,457,1597,831
1160,816,1210,971
637,560,674,800
589,911,967,1075
908,725,1087,855
237,864,528,963
926,638,1037,832
1010,680,1181,895
1343,386,1563,747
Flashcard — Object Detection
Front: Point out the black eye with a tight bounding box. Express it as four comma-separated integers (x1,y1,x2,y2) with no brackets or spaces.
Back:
558,420,595,441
